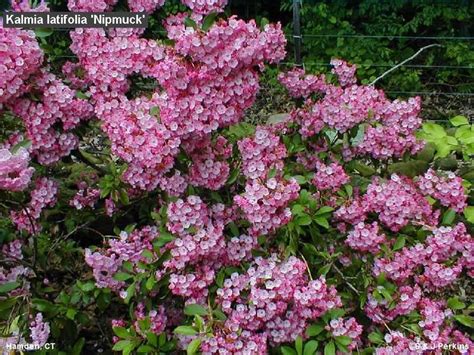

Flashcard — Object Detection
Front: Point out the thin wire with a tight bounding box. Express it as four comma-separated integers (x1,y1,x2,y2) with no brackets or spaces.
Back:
277,62,474,69
46,57,474,70
257,88,474,96
300,34,474,40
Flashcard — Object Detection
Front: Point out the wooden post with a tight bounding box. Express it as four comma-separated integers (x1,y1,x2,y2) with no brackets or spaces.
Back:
293,0,302,66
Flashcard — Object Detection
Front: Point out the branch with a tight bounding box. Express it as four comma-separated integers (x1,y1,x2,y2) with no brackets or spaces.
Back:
332,264,361,295
370,44,443,86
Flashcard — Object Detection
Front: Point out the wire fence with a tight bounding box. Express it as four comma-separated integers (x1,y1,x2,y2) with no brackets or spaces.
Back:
287,0,474,122
37,2,474,122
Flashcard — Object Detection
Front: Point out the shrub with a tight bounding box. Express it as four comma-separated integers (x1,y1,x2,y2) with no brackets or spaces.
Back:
0,0,473,354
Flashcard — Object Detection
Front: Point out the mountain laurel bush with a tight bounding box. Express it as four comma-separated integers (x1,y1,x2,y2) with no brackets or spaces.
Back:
0,0,473,354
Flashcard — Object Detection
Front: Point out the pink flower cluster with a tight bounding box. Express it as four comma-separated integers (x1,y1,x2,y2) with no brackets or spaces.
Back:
96,95,180,191
356,97,424,159
365,285,422,323
201,329,267,354
234,177,300,236
134,303,167,335
164,196,247,303
337,174,438,232
69,181,100,210
345,222,386,253
11,178,58,233
238,127,287,179
181,0,228,15
375,331,415,354
159,171,188,197
418,298,452,343
85,226,158,290
373,223,473,289
68,0,117,12
278,68,326,98
166,196,210,237
0,147,34,192
128,0,165,13
29,313,50,347
68,13,285,190
326,317,363,350
8,70,93,165
417,169,467,212
11,0,49,12
375,298,472,353
216,255,341,345
330,58,357,87
280,63,424,159
312,161,349,192
0,27,43,106
2,240,23,261
186,135,232,190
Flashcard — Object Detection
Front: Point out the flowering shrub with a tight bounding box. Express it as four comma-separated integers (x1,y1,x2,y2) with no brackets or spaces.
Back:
0,1,473,354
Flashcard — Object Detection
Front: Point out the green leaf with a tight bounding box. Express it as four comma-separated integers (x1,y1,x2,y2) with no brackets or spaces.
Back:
32,299,54,313
293,175,307,184
35,28,53,38
66,308,77,320
146,332,158,347
113,272,133,281
75,91,89,100
335,335,352,346
292,204,305,215
296,214,312,226
353,161,376,177
10,139,32,154
464,206,474,223
137,345,156,353
318,264,331,276
295,336,303,355
303,340,319,355
79,282,95,292
71,338,85,355
184,304,208,316
226,168,240,185
174,326,198,335
387,160,428,178
202,12,218,31
306,323,324,337
150,106,160,116
187,338,201,355
435,139,453,158
124,282,135,304
141,249,154,260
112,340,132,351
154,233,175,247
368,332,384,344
423,123,446,138
454,314,474,328
324,341,336,355
442,209,456,225
393,235,406,251
212,309,227,321
0,298,17,312
447,297,466,310
267,167,277,179
113,326,131,339
0,282,19,294
315,206,334,215
281,346,297,355
315,217,329,229
184,17,198,29
450,115,469,127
